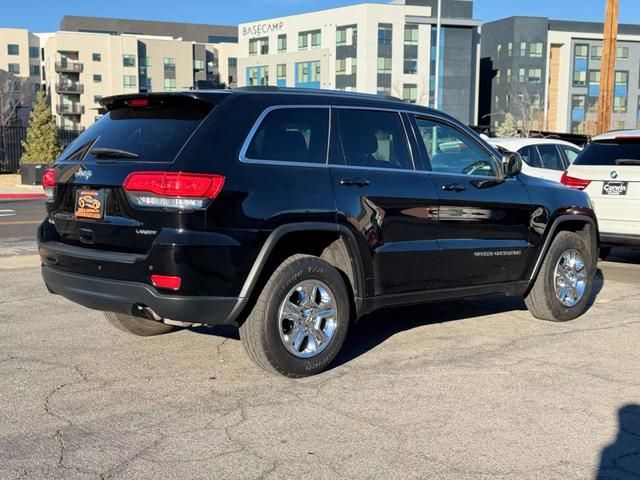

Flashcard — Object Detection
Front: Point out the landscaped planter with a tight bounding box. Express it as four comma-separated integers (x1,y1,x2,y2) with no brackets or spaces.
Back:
20,163,49,185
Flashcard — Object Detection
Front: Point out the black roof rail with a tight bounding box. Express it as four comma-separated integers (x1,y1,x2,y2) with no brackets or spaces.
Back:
232,86,404,103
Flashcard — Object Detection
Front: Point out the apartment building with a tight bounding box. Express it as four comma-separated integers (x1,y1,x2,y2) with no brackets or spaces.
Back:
0,28,42,126
237,0,481,124
480,17,640,134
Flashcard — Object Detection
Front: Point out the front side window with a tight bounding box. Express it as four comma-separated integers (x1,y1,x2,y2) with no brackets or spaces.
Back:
337,109,412,171
414,118,498,177
245,108,329,164
536,144,565,170
518,145,542,168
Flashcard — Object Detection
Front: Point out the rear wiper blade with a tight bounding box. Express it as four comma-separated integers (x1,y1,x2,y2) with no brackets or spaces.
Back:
615,159,640,165
90,148,139,159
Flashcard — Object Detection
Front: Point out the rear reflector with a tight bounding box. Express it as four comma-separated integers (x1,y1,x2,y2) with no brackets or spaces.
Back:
151,274,182,291
123,172,225,209
561,171,591,191
42,168,56,202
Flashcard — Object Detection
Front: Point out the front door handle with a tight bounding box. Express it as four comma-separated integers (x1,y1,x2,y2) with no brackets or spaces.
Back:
340,178,370,187
441,183,466,193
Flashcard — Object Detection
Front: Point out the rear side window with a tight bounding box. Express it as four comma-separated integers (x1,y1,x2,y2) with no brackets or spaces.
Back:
336,109,412,170
518,145,542,168
560,146,580,165
574,142,640,166
536,145,565,171
60,98,213,163
245,108,329,164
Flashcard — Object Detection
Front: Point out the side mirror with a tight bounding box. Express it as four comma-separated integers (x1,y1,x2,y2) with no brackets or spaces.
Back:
501,152,523,177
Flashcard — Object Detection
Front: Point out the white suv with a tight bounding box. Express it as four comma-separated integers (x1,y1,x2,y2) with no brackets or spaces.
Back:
562,130,640,257
488,138,582,183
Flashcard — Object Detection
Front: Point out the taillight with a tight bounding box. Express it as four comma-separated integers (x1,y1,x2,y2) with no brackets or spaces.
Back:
560,171,591,191
151,274,181,291
42,168,56,202
123,171,225,209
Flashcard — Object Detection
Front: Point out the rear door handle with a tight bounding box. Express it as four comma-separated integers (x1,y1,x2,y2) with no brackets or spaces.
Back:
340,178,370,187
441,183,466,193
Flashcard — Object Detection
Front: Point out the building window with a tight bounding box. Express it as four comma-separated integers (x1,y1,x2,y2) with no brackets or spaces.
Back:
249,37,269,56
123,55,136,67
164,78,176,91
29,64,39,76
377,86,392,96
530,42,543,58
247,66,269,86
573,44,589,87
613,70,628,113
403,84,418,104
404,25,418,45
613,120,626,130
228,57,237,68
377,57,392,73
7,44,19,55
29,46,39,59
336,27,347,46
277,63,286,86
616,46,629,60
139,57,151,67
518,68,526,83
123,75,137,88
520,42,527,57
528,68,542,84
94,95,102,104
194,59,205,71
141,78,152,91
8,63,20,74
588,70,600,99
93,74,102,83
208,35,238,44
571,95,587,133
506,68,512,83
92,52,102,62
298,32,308,50
507,42,513,56
378,24,393,45
495,70,501,84
311,31,321,48
497,44,502,58
591,46,602,60
295,61,320,86
164,57,176,72
278,34,287,53
336,58,346,74
404,59,417,75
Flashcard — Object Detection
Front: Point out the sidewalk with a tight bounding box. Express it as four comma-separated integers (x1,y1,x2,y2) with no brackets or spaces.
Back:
0,174,44,200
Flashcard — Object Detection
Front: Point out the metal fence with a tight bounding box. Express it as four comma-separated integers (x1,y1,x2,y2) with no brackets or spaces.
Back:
0,127,82,173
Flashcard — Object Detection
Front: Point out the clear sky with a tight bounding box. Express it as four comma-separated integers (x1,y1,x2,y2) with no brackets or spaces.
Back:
1,0,639,32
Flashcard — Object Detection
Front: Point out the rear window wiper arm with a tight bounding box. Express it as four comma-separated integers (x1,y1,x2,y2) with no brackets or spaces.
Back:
90,148,139,159
615,159,640,166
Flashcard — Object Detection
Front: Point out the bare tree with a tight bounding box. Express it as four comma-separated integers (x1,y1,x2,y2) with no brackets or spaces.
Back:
0,70,32,127
509,87,545,137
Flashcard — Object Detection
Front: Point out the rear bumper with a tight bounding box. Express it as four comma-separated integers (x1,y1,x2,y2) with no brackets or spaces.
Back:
600,233,640,247
42,265,241,326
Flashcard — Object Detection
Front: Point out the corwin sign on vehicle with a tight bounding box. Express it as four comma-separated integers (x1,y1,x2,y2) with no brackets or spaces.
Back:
241,21,284,37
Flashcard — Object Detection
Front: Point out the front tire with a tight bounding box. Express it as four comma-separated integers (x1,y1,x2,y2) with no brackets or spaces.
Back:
104,312,179,336
525,231,595,322
239,255,350,378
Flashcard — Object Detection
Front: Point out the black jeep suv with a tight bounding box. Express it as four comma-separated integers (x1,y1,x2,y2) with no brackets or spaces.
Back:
38,88,598,377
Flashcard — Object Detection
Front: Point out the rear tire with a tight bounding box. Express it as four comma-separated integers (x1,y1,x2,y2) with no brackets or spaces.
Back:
525,231,595,322
239,255,350,378
104,312,179,336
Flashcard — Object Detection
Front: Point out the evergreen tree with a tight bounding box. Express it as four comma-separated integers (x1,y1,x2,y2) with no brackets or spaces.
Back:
20,90,61,165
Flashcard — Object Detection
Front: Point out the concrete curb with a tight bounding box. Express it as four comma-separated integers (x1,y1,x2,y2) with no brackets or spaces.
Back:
0,193,45,200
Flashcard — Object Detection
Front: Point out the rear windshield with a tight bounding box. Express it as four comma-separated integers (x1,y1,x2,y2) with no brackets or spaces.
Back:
574,142,640,166
59,99,212,163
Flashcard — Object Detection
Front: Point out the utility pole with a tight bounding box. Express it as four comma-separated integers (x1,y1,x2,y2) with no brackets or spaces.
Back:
597,0,619,134
433,0,442,110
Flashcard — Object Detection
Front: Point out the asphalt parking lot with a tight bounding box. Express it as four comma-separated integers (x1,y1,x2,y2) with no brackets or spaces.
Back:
1,202,639,479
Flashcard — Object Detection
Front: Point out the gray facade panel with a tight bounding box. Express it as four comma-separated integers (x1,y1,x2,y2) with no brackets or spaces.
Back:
336,74,357,89
405,0,473,19
60,16,237,43
441,26,476,124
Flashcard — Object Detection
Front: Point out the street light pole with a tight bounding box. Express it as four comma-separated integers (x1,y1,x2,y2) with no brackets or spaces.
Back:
433,0,442,110
597,0,619,134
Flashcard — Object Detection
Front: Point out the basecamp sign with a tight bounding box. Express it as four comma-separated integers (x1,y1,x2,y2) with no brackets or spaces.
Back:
242,21,285,37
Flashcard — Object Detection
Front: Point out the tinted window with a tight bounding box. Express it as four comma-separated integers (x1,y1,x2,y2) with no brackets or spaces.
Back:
537,145,565,171
337,109,412,170
415,118,498,177
574,142,640,166
246,108,329,164
518,145,542,168
59,99,212,163
560,146,580,165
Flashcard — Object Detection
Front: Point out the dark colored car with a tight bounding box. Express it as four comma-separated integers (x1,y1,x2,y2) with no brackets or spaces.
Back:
38,88,599,377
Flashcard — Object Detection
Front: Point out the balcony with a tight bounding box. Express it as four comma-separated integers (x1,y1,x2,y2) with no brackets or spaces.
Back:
55,61,83,73
56,104,85,115
55,82,84,94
